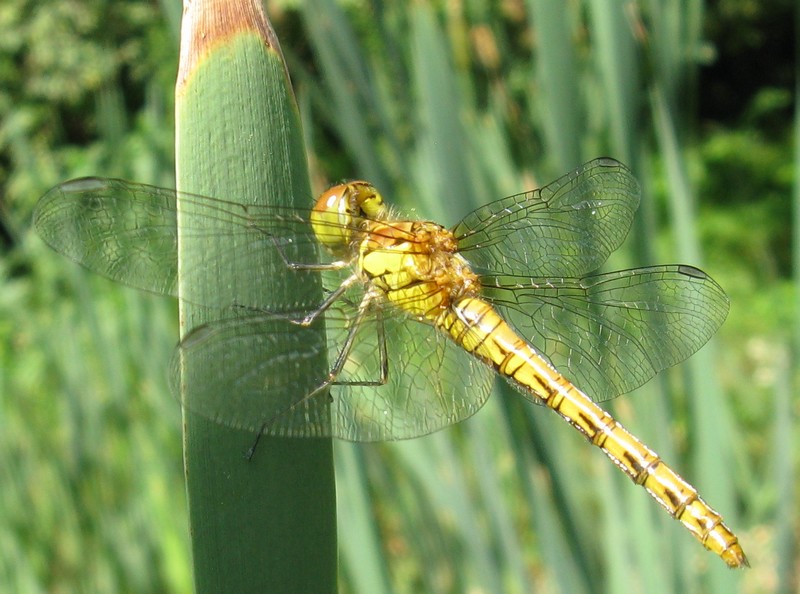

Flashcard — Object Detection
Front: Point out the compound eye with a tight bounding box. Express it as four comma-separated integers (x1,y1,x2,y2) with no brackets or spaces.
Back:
310,184,351,249
311,181,385,250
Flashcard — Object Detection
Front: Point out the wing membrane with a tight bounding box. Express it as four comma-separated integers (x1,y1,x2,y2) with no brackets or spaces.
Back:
482,265,729,401
170,312,334,437
171,299,495,441
33,177,337,309
329,306,494,441
453,158,640,277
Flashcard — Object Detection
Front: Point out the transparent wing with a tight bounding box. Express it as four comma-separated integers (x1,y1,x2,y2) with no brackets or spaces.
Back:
33,177,339,309
170,299,495,441
170,313,334,437
34,178,182,296
482,265,730,401
329,303,495,441
453,158,640,278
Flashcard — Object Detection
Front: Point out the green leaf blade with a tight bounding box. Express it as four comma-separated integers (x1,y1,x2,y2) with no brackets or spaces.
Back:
175,3,336,592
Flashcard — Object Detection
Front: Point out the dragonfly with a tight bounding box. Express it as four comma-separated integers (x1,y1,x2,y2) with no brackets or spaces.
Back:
33,157,747,567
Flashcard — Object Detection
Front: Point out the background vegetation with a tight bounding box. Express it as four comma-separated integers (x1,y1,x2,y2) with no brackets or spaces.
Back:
1,0,795,592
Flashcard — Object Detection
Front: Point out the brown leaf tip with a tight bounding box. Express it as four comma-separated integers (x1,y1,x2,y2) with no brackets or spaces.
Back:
177,0,285,92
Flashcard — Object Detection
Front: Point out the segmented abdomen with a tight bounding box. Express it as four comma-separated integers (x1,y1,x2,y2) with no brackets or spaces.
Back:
435,296,748,568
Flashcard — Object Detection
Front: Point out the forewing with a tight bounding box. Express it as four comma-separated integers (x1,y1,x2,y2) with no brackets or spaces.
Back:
453,158,640,277
34,178,182,296
33,177,325,309
482,265,729,401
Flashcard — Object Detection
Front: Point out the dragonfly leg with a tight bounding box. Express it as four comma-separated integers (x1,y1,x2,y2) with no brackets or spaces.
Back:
244,378,336,459
289,273,362,327
228,273,361,327
330,307,389,387
325,289,378,378
377,313,388,384
271,235,352,271
247,290,379,456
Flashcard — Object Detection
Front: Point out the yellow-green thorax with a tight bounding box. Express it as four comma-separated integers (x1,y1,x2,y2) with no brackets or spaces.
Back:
358,219,480,319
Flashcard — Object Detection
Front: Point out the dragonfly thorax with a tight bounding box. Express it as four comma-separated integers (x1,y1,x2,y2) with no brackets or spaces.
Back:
358,219,481,320
311,180,387,253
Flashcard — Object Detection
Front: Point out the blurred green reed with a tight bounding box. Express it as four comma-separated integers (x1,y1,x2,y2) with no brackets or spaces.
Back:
2,1,792,593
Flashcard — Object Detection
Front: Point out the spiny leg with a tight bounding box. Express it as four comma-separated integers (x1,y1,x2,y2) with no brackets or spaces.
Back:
246,290,382,457
270,234,352,272
291,273,361,327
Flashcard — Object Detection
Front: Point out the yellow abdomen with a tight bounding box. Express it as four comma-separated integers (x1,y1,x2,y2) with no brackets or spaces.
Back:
436,296,748,568
352,213,746,568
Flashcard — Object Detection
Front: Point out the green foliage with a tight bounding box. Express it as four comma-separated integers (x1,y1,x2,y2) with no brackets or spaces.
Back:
3,1,794,593
0,0,176,235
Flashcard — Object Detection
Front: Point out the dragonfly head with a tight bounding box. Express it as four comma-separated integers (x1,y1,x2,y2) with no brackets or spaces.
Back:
311,181,386,250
